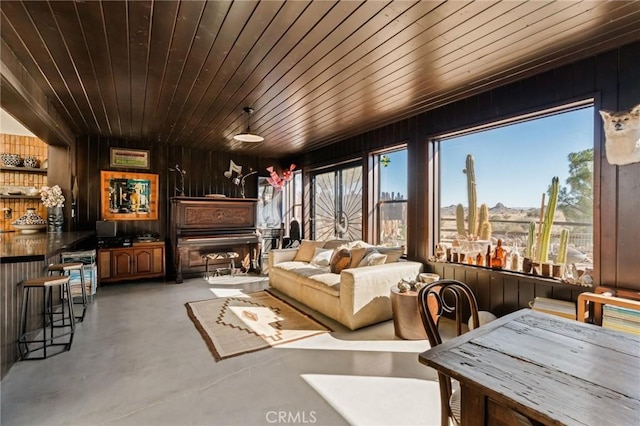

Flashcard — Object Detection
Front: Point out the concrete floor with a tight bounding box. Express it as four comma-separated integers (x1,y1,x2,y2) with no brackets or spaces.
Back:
1,275,442,426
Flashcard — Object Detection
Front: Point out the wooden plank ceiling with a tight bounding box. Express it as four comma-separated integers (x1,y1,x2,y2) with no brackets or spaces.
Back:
2,0,640,157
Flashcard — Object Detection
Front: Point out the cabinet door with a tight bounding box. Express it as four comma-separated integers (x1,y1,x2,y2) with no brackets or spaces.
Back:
133,249,153,275
111,249,134,278
98,250,111,280
133,247,165,275
151,247,164,274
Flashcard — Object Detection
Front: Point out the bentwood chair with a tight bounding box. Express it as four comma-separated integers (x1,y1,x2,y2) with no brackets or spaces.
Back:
418,280,532,426
417,280,479,426
285,219,301,248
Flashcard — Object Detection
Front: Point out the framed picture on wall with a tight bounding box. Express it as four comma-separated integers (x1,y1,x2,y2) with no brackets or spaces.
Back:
100,171,158,221
109,148,150,169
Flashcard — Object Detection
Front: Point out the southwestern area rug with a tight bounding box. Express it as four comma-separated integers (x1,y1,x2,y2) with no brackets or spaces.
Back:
185,290,331,361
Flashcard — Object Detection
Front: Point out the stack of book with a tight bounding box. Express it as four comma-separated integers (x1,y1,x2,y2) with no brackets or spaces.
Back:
602,304,640,335
530,297,576,320
61,249,97,300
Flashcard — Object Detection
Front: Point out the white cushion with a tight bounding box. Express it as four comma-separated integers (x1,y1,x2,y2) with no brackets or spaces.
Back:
310,247,333,267
274,261,329,277
293,240,325,262
358,251,387,267
467,311,498,330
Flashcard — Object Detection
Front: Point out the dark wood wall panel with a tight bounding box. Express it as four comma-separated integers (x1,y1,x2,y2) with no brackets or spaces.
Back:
614,44,640,288
297,41,640,297
595,49,621,288
76,135,280,240
428,262,585,316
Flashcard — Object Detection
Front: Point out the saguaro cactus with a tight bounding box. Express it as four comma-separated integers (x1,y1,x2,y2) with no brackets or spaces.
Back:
525,221,536,259
557,229,570,265
479,221,492,240
464,154,477,236
478,203,491,240
537,176,559,263
456,204,466,236
479,203,488,225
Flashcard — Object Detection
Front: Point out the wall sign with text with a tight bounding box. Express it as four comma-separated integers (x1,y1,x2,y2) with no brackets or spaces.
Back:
110,148,150,169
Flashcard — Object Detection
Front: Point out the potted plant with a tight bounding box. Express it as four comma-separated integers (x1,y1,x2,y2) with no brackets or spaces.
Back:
522,221,536,273
40,185,65,233
553,229,569,278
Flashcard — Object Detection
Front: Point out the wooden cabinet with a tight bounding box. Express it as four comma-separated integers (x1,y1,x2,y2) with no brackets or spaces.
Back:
98,241,165,284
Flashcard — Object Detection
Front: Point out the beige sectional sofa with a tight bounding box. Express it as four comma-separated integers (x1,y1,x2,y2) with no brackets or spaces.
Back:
268,240,423,330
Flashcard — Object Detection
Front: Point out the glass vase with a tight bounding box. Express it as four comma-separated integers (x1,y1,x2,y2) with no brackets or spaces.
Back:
47,206,64,233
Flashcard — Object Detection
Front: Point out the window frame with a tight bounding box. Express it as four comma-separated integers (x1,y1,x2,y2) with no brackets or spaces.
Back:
428,98,595,276
372,145,408,247
308,159,364,241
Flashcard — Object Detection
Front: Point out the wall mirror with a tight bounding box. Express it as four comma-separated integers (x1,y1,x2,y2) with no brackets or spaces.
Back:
100,171,158,220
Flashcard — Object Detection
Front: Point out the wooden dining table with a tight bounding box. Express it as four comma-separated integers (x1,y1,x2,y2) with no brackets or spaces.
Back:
418,309,640,426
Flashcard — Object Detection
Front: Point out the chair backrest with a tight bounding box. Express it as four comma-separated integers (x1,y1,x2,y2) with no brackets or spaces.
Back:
417,279,480,426
289,219,301,243
417,279,480,347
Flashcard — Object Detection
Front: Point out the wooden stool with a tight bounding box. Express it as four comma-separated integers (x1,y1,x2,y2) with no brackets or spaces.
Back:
17,276,75,360
48,262,88,322
204,252,240,279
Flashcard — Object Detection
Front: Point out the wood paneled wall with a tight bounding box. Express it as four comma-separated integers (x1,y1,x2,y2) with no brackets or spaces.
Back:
427,262,584,317
297,41,640,294
75,135,280,237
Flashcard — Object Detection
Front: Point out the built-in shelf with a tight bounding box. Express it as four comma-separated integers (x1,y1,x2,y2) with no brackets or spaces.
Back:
0,166,47,174
0,195,41,200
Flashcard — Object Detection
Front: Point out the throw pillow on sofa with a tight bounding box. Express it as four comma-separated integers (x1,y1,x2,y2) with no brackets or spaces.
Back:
377,247,404,263
294,240,326,262
348,247,367,268
359,246,404,263
358,250,387,267
330,248,352,273
329,244,366,269
311,247,334,267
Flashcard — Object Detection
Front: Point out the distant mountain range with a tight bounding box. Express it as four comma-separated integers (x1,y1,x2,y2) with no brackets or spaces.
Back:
441,202,567,222
441,202,537,217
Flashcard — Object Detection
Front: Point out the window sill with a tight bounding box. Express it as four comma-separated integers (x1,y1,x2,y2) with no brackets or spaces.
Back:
426,261,592,289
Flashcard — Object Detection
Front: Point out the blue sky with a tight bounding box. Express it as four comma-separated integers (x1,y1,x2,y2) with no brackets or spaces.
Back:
379,106,594,208
440,107,594,208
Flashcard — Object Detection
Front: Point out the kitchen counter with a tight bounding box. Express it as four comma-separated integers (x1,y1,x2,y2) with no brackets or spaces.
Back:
1,230,94,380
0,230,94,263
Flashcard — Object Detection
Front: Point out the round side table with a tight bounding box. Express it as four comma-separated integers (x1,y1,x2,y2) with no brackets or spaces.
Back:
390,285,427,340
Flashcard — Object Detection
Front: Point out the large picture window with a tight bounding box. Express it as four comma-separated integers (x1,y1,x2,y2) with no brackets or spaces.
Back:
375,148,407,248
436,102,594,277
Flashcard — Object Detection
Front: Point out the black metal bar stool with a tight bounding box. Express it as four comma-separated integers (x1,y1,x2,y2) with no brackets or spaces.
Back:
17,275,75,360
48,262,87,322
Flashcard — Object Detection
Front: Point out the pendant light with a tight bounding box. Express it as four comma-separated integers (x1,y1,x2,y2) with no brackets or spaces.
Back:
233,106,264,142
